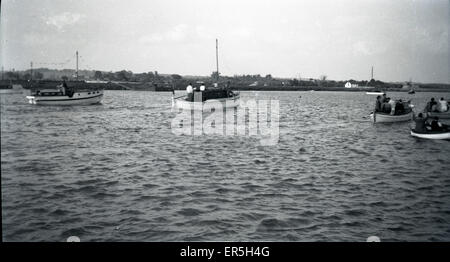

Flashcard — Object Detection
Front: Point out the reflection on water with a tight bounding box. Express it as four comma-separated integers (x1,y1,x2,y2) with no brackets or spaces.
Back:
1,90,450,241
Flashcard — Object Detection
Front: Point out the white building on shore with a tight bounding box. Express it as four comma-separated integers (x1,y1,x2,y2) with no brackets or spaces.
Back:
345,82,359,88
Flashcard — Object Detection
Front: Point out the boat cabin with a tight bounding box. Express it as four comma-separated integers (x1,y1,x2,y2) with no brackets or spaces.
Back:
187,88,236,102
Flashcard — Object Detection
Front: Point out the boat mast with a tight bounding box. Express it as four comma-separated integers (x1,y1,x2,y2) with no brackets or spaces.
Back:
216,39,219,82
76,51,79,80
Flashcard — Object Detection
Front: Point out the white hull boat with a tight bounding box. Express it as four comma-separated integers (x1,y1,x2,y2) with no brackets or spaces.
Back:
172,94,240,111
26,90,103,105
411,130,450,140
366,91,385,95
427,110,450,119
370,111,413,123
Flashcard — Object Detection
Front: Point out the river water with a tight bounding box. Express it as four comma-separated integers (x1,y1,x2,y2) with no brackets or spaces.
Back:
1,90,450,241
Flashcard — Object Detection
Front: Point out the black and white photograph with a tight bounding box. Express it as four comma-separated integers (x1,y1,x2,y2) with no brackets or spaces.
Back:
1,0,449,248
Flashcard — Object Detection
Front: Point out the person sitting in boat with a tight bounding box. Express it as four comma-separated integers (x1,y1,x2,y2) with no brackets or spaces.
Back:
381,93,387,103
413,113,428,132
395,99,405,115
381,98,391,114
381,97,395,115
186,83,193,101
375,95,383,112
437,97,448,112
388,98,396,115
430,117,447,131
425,98,438,112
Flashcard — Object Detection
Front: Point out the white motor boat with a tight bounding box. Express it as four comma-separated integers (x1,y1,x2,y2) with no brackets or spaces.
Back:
370,100,413,123
411,129,450,140
172,39,240,111
366,91,384,95
172,92,240,111
26,89,103,105
370,111,413,123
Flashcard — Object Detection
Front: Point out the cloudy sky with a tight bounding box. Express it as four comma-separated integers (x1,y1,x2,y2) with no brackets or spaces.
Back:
1,0,448,83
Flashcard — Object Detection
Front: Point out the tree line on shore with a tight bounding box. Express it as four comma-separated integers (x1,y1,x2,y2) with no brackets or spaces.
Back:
1,68,448,90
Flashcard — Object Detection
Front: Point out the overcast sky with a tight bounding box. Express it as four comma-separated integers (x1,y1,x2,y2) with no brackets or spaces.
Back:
1,0,448,83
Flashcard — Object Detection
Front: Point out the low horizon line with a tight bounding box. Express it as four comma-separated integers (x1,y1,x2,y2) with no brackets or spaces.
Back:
2,66,449,85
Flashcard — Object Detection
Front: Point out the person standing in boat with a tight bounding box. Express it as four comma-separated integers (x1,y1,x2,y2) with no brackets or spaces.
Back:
186,83,193,101
200,83,206,91
60,79,67,95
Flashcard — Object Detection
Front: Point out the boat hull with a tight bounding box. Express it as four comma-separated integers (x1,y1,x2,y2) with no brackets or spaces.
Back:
26,90,103,105
371,112,412,123
411,130,450,140
366,92,384,95
173,95,240,111
427,111,450,119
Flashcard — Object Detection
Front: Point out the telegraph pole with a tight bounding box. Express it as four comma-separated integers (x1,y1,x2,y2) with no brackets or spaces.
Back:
76,51,79,80
30,61,33,81
216,39,219,82
371,66,374,80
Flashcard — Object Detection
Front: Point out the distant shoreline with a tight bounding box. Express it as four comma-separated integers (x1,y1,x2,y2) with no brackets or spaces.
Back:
1,80,449,93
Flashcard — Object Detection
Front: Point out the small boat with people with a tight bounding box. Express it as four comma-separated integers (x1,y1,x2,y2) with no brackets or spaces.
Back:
172,82,240,111
371,111,413,123
26,51,104,105
423,97,449,119
26,80,103,105
427,111,450,119
411,113,450,140
370,93,413,123
410,129,450,140
172,39,240,111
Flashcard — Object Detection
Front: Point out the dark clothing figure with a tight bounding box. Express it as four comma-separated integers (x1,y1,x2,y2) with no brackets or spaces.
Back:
425,99,438,112
375,96,382,112
413,114,427,132
395,102,405,115
430,119,442,131
381,103,391,113
187,93,194,102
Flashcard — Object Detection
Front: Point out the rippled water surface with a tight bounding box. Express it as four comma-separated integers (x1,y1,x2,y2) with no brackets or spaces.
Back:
2,90,450,241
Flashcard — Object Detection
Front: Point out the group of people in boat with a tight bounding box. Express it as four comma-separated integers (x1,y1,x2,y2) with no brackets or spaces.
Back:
374,94,411,115
185,82,235,102
424,97,448,113
412,97,448,133
34,80,74,97
413,113,448,133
